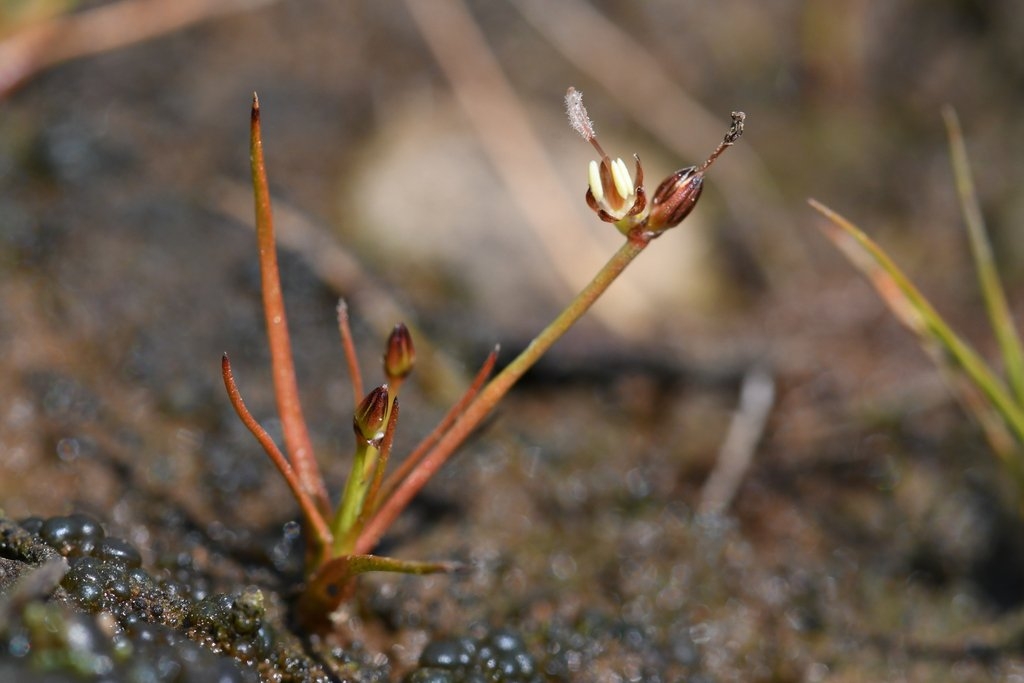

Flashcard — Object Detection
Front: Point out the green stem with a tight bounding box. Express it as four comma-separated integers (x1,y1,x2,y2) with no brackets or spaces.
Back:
355,233,652,555
332,440,377,554
359,400,401,524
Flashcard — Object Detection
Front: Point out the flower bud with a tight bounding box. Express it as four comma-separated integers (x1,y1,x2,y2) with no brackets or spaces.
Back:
353,385,389,445
647,166,704,232
383,323,415,382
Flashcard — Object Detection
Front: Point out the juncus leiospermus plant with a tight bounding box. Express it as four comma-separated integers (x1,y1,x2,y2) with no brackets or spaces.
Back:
222,90,745,629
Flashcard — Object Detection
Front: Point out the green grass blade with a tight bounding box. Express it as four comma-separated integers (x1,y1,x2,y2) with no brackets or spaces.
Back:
942,106,1024,406
808,199,1024,459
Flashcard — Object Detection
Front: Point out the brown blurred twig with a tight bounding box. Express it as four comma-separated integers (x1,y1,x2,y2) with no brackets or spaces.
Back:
698,367,775,516
0,0,278,99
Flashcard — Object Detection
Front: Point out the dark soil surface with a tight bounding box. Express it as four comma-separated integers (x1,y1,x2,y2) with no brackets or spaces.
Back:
4,1,1024,681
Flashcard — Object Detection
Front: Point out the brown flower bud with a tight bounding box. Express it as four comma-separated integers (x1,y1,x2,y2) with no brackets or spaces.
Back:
383,323,415,381
353,385,389,445
647,167,704,232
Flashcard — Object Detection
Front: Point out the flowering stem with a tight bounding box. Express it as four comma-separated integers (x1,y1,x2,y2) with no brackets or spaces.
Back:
355,233,652,555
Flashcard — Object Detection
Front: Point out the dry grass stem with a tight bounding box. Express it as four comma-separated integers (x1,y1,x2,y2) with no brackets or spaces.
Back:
698,367,775,517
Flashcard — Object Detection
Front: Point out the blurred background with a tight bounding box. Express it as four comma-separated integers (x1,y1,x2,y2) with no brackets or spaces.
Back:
3,0,1024,679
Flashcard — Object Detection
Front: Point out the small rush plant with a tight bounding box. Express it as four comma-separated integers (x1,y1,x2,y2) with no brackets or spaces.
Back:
223,90,744,629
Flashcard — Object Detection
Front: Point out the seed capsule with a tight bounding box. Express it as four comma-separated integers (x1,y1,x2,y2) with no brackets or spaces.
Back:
647,167,704,232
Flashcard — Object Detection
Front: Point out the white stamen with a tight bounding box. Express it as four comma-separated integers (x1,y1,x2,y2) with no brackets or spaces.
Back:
588,160,604,203
610,158,634,200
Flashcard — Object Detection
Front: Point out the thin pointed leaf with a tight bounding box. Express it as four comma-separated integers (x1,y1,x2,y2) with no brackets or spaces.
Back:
250,95,330,515
341,554,464,577
943,106,1024,405
221,354,333,552
336,299,364,408
809,199,1024,460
